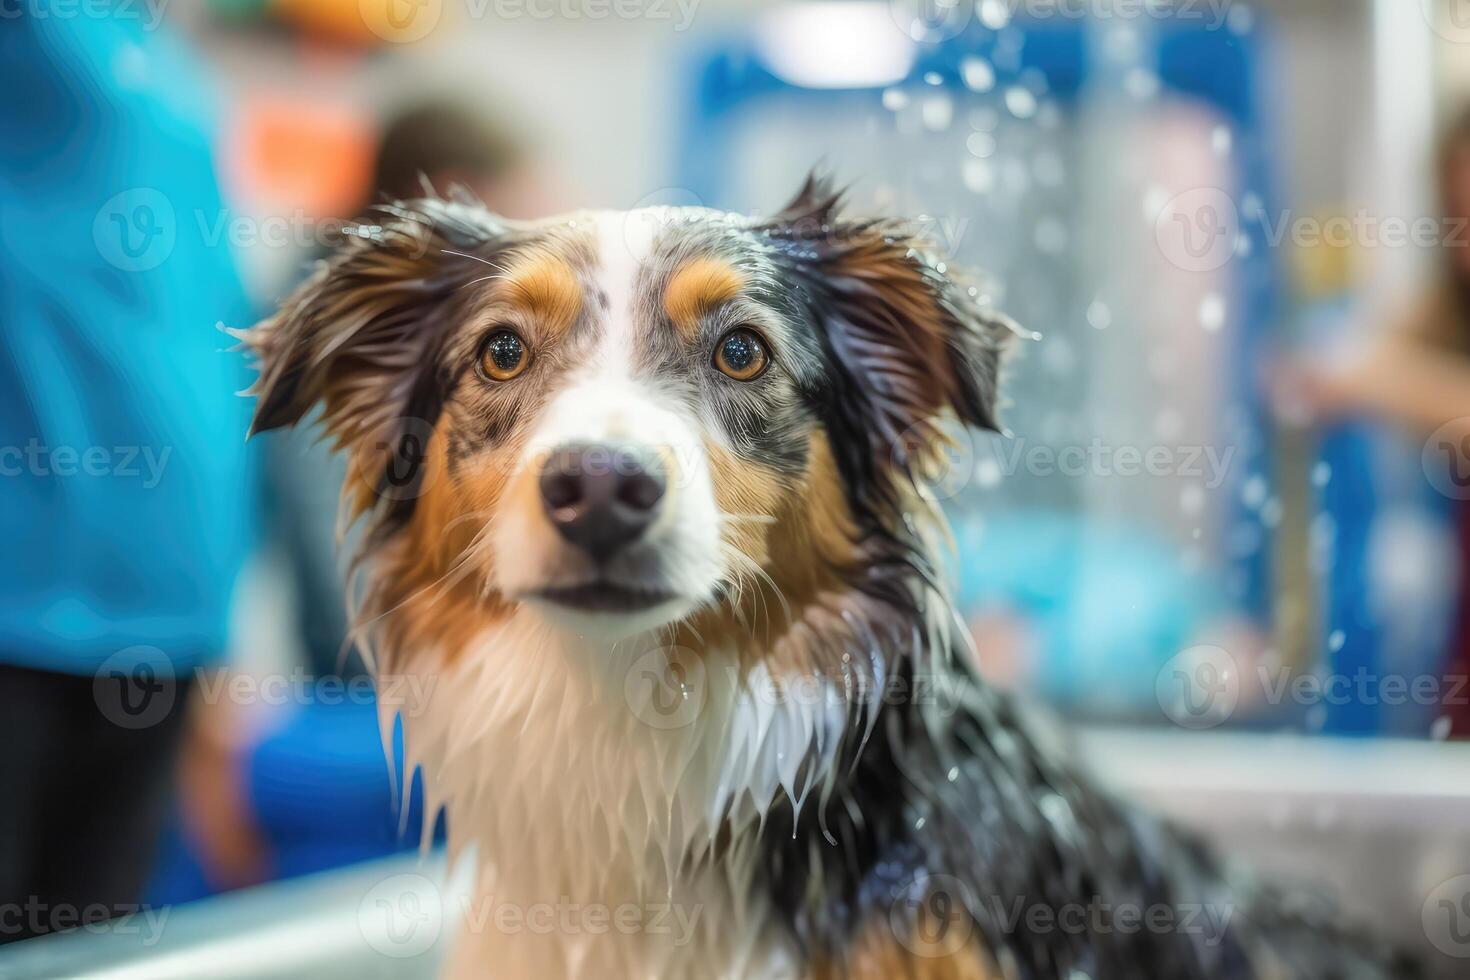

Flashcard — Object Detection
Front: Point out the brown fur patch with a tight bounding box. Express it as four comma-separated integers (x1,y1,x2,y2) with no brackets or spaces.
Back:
372,416,516,668
663,257,744,340
679,431,858,669
809,915,997,980
501,252,583,336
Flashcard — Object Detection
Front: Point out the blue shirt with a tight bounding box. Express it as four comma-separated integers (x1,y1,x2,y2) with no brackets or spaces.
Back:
0,10,255,673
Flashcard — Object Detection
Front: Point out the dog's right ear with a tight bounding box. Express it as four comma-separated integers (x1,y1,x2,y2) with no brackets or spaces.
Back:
239,197,508,445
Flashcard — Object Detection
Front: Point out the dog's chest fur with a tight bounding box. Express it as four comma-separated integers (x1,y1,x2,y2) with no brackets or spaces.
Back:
401,612,845,979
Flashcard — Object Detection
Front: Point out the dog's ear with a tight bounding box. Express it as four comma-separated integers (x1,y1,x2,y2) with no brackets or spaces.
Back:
238,197,508,517
759,173,1021,495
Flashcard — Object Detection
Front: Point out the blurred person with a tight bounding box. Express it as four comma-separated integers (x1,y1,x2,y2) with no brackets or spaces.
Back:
1277,106,1470,737
369,99,549,219
173,96,542,894
0,9,255,941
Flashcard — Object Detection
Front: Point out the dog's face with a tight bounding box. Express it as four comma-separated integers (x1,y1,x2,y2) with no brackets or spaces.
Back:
246,178,1012,647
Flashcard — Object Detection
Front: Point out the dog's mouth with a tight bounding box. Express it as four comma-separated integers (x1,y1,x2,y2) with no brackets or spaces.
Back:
530,581,684,613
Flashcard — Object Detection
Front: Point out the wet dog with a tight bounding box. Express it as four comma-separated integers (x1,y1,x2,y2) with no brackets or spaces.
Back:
241,176,1417,979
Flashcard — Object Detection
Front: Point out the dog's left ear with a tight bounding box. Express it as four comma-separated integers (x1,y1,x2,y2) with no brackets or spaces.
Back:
759,174,1021,491
237,197,510,523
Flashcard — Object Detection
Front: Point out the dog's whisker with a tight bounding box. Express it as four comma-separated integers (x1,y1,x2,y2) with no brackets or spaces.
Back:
440,248,502,269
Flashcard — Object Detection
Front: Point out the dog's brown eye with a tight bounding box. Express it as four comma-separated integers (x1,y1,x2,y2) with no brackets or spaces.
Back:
714,328,769,381
479,329,528,381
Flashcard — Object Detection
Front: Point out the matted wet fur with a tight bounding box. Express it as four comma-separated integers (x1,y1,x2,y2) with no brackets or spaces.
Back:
240,175,1420,979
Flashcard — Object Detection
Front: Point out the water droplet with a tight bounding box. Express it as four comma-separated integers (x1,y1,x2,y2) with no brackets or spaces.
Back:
963,159,995,194
1142,184,1170,222
923,70,943,86
1181,484,1205,516
979,0,1011,30
921,93,953,131
1199,293,1226,332
881,87,909,111
1242,475,1268,509
1086,300,1111,330
1212,125,1233,156
969,106,1000,132
1004,86,1037,120
1227,4,1255,35
961,56,996,93
1431,716,1453,740
1328,629,1345,653
1124,68,1160,101
966,131,997,159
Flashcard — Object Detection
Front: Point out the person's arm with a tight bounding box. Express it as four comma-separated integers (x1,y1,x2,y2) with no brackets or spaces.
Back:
1318,332,1470,434
1274,294,1470,437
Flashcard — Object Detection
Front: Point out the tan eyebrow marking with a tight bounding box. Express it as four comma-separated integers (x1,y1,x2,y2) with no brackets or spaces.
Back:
501,252,583,336
664,257,744,340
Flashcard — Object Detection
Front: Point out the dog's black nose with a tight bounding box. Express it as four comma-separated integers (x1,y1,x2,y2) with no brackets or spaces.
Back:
539,443,666,561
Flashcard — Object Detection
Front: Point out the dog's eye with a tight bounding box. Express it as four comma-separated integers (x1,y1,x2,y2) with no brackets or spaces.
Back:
479,329,529,381
713,328,769,381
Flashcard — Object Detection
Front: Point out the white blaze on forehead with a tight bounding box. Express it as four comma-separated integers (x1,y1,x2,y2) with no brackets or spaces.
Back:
592,207,660,363
534,209,672,442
